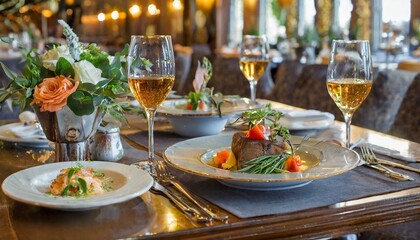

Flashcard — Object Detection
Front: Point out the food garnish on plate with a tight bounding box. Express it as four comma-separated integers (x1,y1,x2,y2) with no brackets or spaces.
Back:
49,163,112,197
186,57,224,114
208,104,304,173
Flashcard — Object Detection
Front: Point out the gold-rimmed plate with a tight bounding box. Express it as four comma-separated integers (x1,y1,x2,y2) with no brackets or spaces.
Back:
164,134,360,190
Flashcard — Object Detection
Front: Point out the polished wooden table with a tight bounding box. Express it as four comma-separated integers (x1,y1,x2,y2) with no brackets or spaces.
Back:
1,101,419,240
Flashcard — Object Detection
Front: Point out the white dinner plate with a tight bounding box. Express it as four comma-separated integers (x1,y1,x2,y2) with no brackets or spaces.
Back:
164,134,360,191
0,123,49,148
1,161,153,210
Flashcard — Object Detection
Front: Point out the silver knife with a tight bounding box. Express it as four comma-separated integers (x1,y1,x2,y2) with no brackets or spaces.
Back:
363,163,414,181
375,158,420,174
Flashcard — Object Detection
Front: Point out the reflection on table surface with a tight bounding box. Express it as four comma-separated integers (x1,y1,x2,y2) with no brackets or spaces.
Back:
0,100,419,240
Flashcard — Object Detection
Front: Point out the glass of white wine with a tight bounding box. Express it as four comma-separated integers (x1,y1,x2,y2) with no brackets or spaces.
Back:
327,40,373,148
239,35,269,104
127,35,175,170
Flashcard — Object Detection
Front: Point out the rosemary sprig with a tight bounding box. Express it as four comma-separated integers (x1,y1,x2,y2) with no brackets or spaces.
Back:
236,153,290,174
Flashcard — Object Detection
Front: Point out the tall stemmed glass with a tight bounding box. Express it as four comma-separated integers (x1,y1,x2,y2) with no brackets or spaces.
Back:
239,35,269,104
327,40,373,148
127,35,175,171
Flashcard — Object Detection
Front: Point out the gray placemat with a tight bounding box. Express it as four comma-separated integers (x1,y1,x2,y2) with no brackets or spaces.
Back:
178,167,420,218
127,131,420,219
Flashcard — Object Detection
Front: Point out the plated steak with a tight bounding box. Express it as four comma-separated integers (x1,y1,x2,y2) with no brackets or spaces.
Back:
231,132,287,169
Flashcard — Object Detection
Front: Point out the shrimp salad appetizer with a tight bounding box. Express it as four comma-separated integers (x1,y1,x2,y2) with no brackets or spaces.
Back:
49,163,111,197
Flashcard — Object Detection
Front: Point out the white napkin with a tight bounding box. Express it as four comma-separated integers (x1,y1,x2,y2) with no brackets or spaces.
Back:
280,110,335,130
350,139,417,162
9,111,45,139
284,110,330,122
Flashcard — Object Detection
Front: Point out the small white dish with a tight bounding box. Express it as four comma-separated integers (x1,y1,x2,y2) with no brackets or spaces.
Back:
0,123,49,148
164,134,360,191
1,161,153,211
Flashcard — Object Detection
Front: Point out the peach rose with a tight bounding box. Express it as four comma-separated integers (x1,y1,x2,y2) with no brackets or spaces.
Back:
33,76,79,112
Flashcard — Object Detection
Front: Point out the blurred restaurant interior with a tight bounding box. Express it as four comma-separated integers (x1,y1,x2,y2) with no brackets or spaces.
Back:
2,0,420,54
0,1,420,239
0,0,420,135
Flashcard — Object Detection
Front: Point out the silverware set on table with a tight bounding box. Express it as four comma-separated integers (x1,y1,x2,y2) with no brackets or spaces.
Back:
122,135,229,223
354,143,419,181
122,132,419,221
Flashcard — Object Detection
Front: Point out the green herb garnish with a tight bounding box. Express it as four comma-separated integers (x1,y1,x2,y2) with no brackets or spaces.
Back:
77,177,88,194
235,104,291,142
233,105,308,174
61,185,70,196
236,153,290,174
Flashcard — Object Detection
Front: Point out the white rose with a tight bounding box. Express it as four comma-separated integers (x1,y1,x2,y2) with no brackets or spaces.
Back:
42,45,74,71
73,60,103,85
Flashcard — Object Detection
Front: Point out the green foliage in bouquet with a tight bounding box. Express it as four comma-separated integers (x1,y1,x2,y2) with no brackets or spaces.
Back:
0,19,143,122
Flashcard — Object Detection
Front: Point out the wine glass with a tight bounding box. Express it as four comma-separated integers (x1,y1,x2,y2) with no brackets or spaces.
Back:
127,35,175,171
327,40,373,148
239,35,269,104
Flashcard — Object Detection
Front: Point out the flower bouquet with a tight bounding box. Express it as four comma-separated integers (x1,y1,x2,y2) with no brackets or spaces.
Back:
0,20,131,119
0,20,136,161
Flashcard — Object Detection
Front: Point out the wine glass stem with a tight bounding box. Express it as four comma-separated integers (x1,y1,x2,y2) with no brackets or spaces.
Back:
343,113,353,148
145,109,156,166
249,80,257,102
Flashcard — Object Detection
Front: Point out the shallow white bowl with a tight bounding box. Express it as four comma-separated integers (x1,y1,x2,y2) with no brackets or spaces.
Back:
157,98,254,137
166,114,231,137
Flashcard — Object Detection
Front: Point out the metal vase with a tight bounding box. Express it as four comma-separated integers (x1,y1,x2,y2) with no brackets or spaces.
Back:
34,105,104,162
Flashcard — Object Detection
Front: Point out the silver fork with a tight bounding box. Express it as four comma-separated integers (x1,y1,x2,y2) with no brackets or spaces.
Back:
362,147,420,174
154,158,229,222
360,146,413,181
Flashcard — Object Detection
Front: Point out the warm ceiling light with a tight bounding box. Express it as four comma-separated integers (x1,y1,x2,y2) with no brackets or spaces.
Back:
111,10,119,20
97,12,106,22
148,4,160,15
66,9,73,15
129,4,141,17
172,0,182,10
19,5,30,14
41,9,53,18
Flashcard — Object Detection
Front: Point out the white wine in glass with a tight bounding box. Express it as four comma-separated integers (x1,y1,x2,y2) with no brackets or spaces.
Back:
239,35,269,103
327,40,373,148
128,35,175,171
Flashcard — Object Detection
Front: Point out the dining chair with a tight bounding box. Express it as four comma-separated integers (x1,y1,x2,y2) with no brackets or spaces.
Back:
174,45,193,94
207,55,274,99
266,60,304,105
291,64,343,120
352,69,417,133
388,73,420,142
